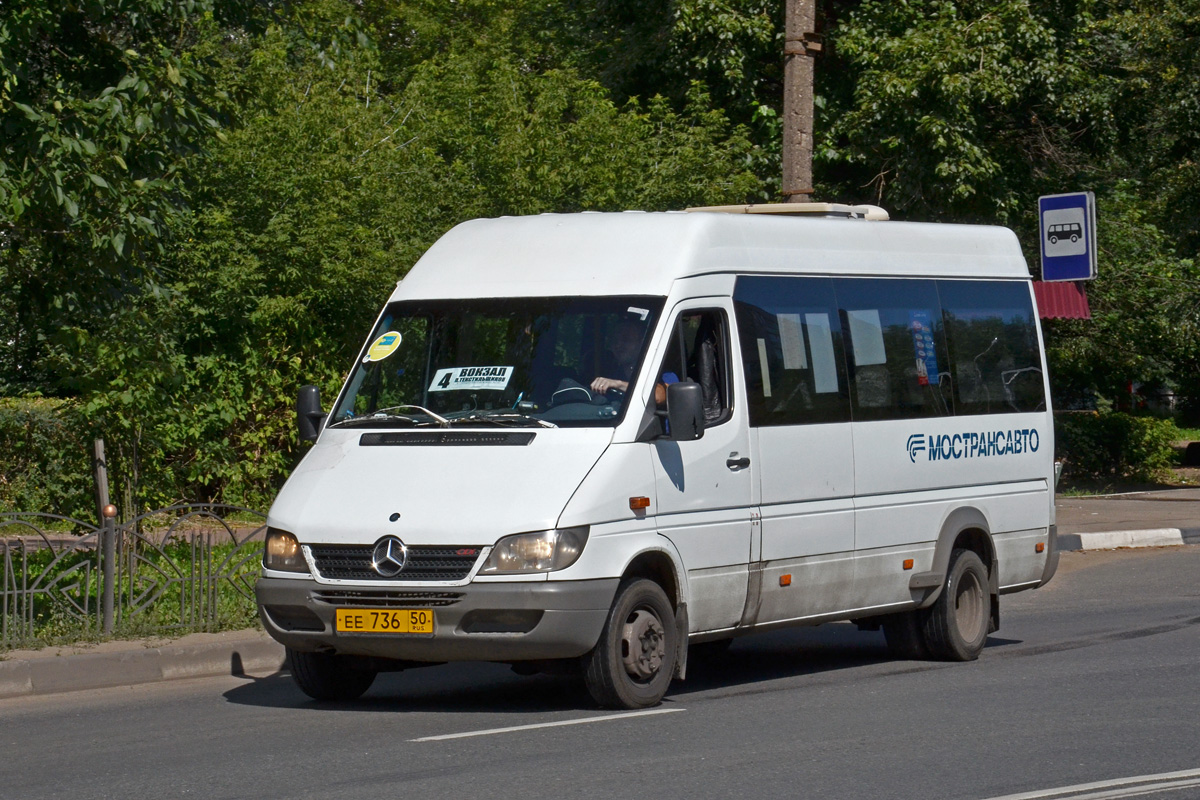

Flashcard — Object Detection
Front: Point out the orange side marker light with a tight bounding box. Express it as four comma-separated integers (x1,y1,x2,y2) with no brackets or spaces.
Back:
902,559,914,570
780,574,792,587
629,496,650,510
1035,542,1045,553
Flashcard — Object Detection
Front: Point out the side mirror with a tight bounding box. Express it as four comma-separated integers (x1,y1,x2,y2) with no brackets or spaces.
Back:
666,381,705,441
297,385,326,443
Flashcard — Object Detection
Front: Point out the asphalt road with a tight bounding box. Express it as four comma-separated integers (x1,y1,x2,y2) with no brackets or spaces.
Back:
3,548,1199,800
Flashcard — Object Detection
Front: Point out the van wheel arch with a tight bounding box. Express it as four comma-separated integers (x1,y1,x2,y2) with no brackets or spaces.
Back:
918,508,998,617
619,549,688,679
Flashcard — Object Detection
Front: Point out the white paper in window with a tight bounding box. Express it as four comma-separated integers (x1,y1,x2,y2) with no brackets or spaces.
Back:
756,338,772,397
777,313,807,370
847,309,886,366
805,313,839,394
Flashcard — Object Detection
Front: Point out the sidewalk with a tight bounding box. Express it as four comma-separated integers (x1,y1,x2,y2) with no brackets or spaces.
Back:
1,488,1197,702
1055,487,1200,550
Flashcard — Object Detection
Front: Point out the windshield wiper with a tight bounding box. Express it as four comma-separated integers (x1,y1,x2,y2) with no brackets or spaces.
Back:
449,410,558,429
332,404,451,428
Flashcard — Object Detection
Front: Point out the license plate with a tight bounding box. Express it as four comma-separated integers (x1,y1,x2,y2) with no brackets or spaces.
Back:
335,608,434,634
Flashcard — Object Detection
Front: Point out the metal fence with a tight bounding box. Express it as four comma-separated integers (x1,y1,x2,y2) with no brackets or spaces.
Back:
0,504,265,651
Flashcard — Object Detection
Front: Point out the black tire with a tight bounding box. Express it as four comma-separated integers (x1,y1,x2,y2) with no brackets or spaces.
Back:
583,578,678,709
882,610,929,660
288,648,377,701
921,548,990,661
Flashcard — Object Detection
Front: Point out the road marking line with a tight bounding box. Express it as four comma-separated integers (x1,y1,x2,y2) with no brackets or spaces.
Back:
410,707,685,742
1065,777,1200,800
979,768,1200,800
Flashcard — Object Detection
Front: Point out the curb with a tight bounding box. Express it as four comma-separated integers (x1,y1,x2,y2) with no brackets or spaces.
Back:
1056,527,1200,552
0,635,286,700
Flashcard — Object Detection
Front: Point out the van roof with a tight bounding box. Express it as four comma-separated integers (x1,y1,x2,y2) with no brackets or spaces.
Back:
390,211,1029,302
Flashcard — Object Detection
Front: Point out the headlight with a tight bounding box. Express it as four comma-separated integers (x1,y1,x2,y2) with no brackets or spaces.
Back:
480,527,590,574
263,527,309,573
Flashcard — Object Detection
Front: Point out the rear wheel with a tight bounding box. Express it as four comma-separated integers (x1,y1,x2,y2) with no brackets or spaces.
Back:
288,648,377,701
584,579,678,709
921,548,990,661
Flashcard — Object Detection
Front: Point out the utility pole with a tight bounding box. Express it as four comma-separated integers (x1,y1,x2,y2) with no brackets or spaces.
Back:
782,0,820,202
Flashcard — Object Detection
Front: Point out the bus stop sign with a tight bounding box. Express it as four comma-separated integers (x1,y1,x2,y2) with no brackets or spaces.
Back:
1038,191,1097,281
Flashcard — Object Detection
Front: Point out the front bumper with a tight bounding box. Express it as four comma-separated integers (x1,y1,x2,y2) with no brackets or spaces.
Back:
255,576,618,662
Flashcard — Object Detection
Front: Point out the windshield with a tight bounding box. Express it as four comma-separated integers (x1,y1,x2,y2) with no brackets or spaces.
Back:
330,296,665,429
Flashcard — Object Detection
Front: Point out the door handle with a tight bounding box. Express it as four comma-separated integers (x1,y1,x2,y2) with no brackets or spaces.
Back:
726,457,751,470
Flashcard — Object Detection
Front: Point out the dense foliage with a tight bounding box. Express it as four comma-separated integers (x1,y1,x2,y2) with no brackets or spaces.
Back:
3,0,1200,515
1056,411,1179,482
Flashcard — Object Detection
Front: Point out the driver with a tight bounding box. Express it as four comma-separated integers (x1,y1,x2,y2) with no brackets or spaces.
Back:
591,319,668,403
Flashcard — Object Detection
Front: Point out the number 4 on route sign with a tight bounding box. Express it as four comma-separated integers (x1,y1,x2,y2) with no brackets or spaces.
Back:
1038,191,1097,282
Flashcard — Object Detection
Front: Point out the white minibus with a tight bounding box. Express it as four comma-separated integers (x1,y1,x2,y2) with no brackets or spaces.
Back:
256,204,1059,709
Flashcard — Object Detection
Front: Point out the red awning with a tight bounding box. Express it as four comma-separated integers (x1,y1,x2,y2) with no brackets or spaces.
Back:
1032,280,1091,320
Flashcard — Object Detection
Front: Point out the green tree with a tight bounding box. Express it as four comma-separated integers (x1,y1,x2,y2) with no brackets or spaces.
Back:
0,0,268,389
818,0,1119,221
1045,191,1200,413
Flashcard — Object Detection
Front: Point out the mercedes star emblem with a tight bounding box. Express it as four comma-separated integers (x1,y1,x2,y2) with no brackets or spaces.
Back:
371,536,408,578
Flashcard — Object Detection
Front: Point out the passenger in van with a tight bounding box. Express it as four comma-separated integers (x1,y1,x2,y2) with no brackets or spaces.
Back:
590,319,668,404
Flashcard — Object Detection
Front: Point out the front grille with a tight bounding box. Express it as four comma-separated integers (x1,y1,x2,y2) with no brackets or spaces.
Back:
307,544,481,582
313,589,464,608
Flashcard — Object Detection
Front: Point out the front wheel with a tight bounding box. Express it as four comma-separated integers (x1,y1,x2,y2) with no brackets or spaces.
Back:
583,579,678,709
921,548,991,661
288,648,378,701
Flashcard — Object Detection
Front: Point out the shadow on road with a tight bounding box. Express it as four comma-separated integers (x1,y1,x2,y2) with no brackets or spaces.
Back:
222,622,1024,713
222,661,594,714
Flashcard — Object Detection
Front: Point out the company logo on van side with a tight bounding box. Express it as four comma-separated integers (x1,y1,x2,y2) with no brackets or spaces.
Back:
907,429,1040,463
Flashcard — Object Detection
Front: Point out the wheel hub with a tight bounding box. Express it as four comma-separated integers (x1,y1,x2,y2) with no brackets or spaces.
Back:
954,570,985,642
621,609,666,680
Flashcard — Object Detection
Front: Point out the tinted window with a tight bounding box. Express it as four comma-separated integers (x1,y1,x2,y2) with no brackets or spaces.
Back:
734,276,851,426
657,309,733,426
937,280,1046,414
833,278,953,421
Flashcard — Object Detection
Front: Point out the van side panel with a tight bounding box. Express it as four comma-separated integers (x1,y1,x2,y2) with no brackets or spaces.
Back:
755,426,856,623
850,416,1051,500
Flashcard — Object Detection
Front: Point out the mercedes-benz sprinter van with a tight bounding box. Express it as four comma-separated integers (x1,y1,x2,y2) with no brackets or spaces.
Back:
256,204,1058,709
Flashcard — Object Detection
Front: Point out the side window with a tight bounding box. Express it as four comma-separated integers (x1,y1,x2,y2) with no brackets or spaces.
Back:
733,276,850,426
833,278,953,421
937,280,1046,414
658,309,732,426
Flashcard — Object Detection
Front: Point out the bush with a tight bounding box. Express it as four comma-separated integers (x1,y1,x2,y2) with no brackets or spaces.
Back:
0,398,94,518
1055,411,1178,482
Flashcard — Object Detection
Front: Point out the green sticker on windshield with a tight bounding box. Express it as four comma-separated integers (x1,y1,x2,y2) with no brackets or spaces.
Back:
365,332,402,362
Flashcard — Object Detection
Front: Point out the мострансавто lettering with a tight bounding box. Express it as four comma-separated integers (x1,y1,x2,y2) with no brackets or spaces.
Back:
906,429,1040,463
